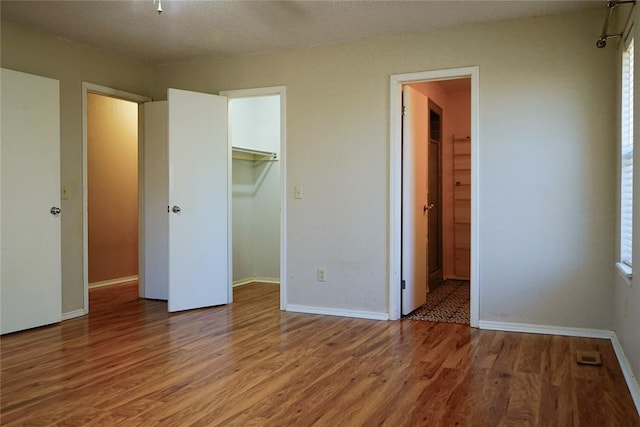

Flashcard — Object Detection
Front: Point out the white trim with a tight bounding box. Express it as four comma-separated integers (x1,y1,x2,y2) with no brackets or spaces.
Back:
616,262,633,286
611,333,640,416
388,66,480,326
286,305,389,321
478,320,614,339
61,309,87,321
89,275,139,289
137,103,146,299
220,86,285,98
81,83,151,315
233,277,280,287
219,86,287,311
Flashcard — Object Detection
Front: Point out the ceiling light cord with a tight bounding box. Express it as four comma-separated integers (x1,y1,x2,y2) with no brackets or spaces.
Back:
154,0,163,15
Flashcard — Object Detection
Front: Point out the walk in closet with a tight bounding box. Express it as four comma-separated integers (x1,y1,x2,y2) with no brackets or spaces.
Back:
230,95,281,286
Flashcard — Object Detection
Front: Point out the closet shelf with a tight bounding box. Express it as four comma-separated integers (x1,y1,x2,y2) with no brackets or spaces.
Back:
232,146,278,161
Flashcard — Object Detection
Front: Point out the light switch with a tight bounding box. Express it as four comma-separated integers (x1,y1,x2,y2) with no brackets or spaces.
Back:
61,185,69,200
294,185,303,199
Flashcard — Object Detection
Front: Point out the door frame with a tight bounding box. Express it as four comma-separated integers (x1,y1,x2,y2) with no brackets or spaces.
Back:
219,86,287,310
81,83,151,314
389,67,479,326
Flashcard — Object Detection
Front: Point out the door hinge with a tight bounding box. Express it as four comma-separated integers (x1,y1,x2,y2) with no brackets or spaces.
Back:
401,279,406,289
402,105,407,116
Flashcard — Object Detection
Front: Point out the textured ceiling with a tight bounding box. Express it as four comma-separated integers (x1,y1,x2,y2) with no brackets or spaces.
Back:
1,1,602,65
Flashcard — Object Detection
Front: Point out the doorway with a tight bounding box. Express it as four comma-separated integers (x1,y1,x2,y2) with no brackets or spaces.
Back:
82,84,151,314
220,86,287,309
389,67,479,325
87,94,139,292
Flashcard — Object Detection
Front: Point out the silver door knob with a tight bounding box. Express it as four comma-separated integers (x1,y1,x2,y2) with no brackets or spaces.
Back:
50,207,61,216
172,205,181,213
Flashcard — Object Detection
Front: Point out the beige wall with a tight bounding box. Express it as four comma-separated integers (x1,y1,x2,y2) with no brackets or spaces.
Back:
1,21,153,312
152,9,617,328
87,94,138,283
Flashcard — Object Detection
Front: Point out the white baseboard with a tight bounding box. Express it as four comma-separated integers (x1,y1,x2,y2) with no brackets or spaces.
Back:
233,277,280,287
89,275,139,289
478,320,614,339
286,304,389,321
479,320,639,416
61,309,87,321
611,333,640,416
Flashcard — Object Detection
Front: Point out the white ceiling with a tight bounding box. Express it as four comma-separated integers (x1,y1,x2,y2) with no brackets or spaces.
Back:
1,1,602,65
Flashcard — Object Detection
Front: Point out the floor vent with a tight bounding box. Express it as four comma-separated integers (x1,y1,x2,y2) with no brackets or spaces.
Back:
576,350,602,366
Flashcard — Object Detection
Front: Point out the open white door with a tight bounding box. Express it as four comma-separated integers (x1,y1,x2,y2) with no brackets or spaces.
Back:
143,101,169,300
401,85,428,315
1,68,61,334
167,89,229,312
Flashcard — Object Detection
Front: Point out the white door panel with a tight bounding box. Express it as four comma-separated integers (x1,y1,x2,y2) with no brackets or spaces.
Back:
402,85,428,315
143,101,169,300
1,68,61,334
168,89,228,312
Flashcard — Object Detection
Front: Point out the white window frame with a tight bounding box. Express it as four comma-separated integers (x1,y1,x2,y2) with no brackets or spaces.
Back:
617,36,634,284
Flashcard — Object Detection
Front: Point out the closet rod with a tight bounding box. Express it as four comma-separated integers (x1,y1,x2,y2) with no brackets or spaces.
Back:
232,146,278,161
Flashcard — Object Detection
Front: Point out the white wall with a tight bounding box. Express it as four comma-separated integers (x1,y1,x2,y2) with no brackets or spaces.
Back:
230,96,280,282
153,9,617,324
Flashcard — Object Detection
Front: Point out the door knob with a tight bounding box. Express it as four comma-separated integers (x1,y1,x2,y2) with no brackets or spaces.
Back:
50,207,61,216
172,205,181,213
423,203,434,214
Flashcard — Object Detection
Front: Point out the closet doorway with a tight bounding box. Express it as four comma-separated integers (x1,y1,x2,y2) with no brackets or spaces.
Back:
221,87,286,308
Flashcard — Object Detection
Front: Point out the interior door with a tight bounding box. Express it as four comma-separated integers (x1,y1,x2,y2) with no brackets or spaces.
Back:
143,101,169,300
167,89,229,312
401,85,428,315
1,68,61,334
427,101,443,290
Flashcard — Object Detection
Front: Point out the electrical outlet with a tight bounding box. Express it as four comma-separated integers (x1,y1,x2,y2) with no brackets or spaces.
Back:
317,268,326,282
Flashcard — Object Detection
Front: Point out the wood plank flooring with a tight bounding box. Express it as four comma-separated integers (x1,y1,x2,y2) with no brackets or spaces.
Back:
1,282,638,426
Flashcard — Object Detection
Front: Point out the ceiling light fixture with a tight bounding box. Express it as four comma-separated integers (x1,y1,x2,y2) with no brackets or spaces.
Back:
154,0,163,15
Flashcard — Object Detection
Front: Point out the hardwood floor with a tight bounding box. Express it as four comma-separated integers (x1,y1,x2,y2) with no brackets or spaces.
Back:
1,282,638,426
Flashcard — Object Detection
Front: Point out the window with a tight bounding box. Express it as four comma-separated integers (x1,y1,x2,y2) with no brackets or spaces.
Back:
619,37,634,280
